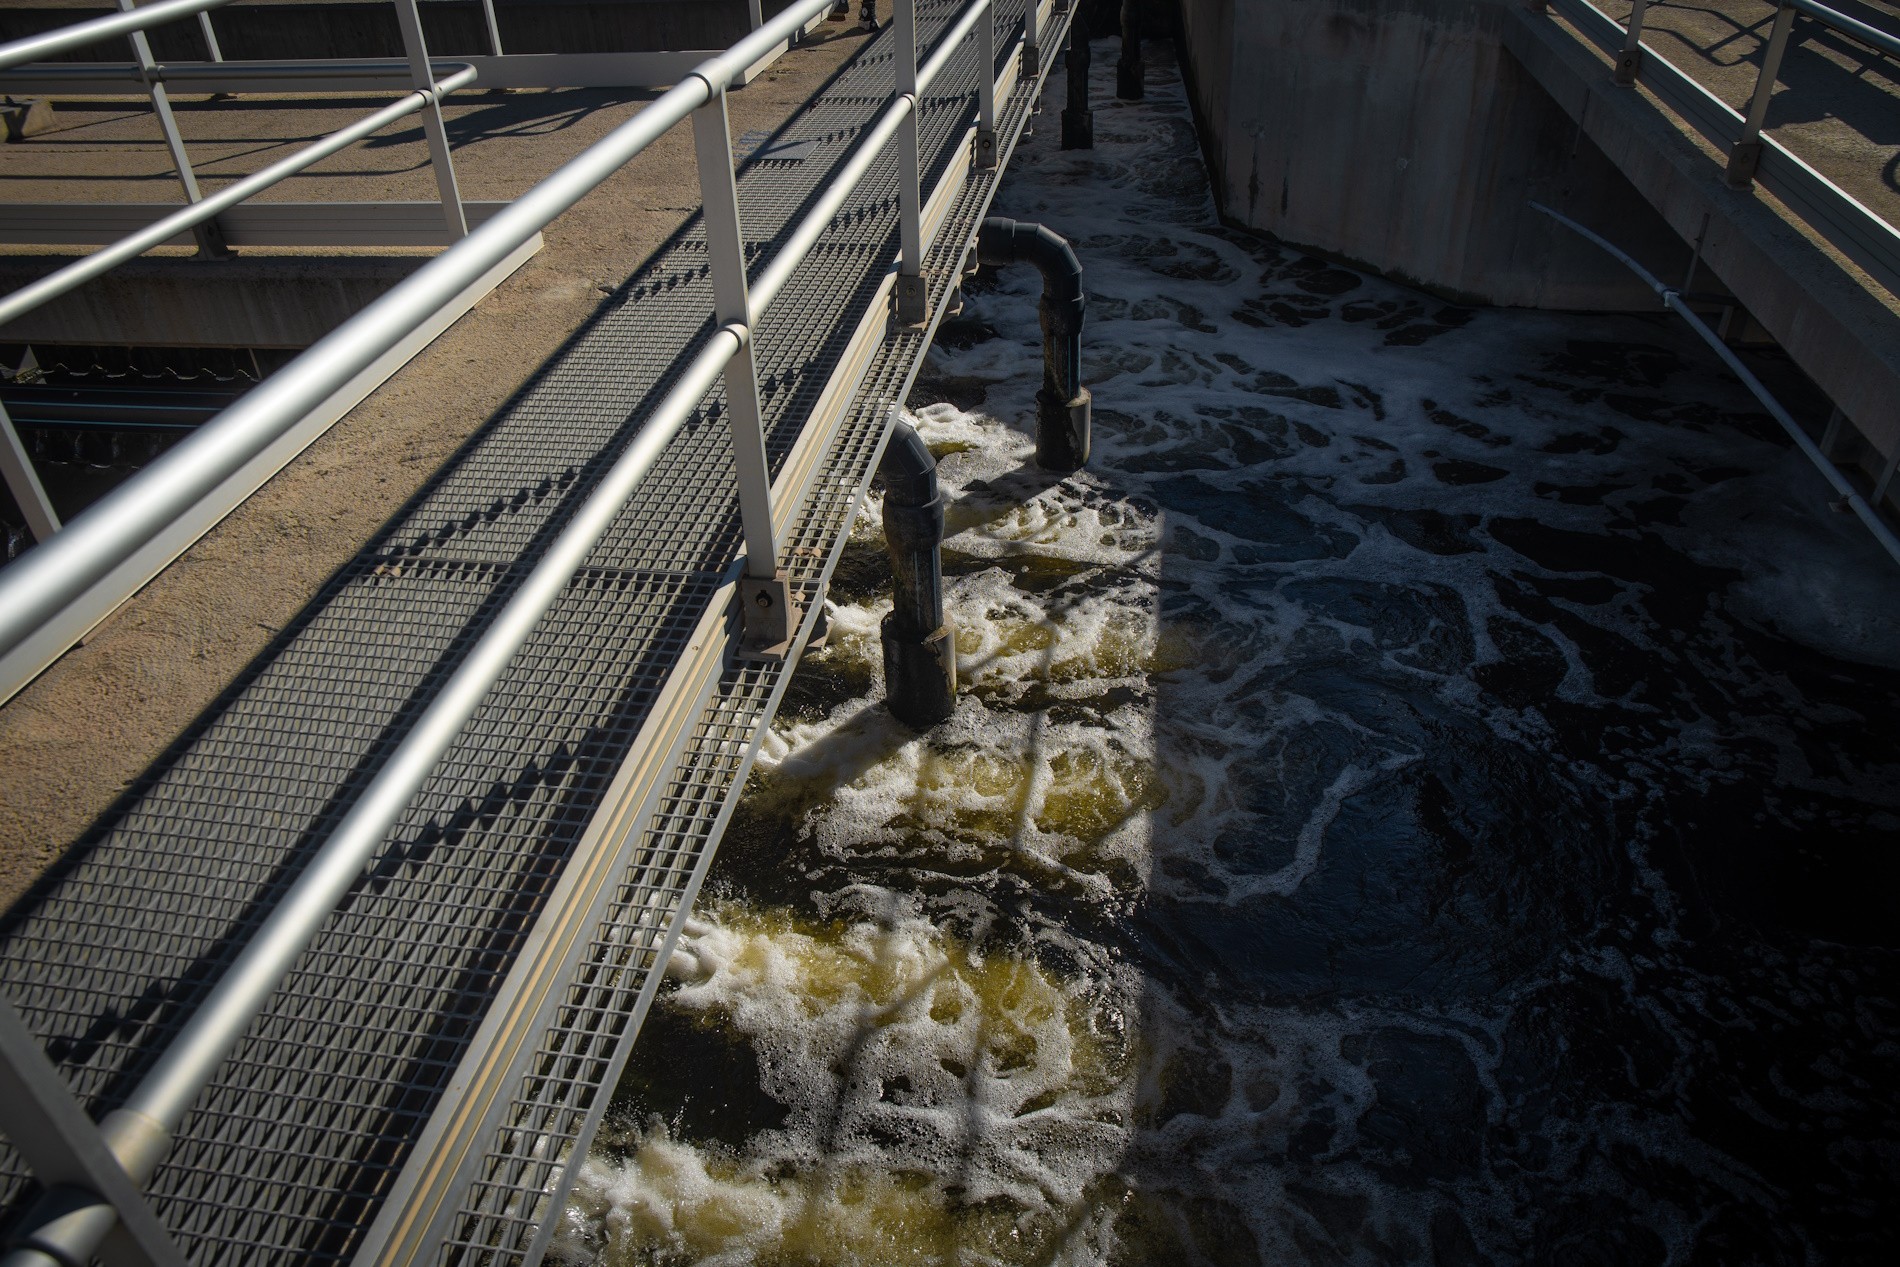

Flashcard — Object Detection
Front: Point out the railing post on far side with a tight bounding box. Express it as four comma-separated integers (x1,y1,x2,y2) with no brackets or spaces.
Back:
975,0,998,167
480,0,505,56
1614,0,1650,84
692,89,794,655
0,400,59,544
392,0,468,240
1727,3,1797,187
195,10,223,60
893,0,929,326
116,0,228,258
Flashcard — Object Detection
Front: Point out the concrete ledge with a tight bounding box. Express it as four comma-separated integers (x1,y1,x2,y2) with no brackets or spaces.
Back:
0,253,431,348
1504,8,1900,457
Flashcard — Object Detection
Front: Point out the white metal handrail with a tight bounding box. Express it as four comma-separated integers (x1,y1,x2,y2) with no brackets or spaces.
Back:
0,0,234,73
0,0,482,555
1541,0,1900,300
0,65,478,332
0,1,1015,1264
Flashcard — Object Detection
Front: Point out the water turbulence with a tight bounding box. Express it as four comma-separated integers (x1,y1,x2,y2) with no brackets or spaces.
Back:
557,42,1900,1266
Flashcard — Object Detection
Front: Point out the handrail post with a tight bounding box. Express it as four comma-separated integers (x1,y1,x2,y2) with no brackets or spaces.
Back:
748,0,765,32
691,88,792,654
1614,0,1650,84
195,10,222,60
480,0,504,57
0,399,59,544
893,0,928,326
117,0,228,258
393,0,468,240
1727,2,1796,187
975,0,997,168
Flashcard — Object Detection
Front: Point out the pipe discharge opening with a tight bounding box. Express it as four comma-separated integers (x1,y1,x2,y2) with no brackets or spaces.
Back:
878,419,956,728
975,217,1091,472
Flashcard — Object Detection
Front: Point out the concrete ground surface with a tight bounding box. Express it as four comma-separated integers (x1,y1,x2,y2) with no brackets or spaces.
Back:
0,6,885,907
1601,0,1900,227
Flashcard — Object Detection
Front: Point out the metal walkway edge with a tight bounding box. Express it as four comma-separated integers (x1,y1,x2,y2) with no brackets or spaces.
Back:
0,3,1070,1263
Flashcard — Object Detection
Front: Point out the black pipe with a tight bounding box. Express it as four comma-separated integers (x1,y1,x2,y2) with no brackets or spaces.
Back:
1116,0,1143,100
976,217,1091,471
879,419,956,727
1061,11,1093,149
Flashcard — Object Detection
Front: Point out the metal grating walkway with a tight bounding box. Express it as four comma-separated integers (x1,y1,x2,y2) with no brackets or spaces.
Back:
0,3,1069,1263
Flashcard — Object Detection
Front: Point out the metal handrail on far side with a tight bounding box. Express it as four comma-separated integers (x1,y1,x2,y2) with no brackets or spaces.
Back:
0,0,480,557
0,2,1008,1264
1538,0,1900,299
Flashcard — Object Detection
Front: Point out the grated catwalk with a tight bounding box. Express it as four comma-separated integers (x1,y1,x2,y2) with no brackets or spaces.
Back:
0,3,1066,1263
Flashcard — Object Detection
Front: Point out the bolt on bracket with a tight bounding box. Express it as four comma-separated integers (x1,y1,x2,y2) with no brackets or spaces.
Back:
737,569,799,660
893,272,931,327
974,127,998,169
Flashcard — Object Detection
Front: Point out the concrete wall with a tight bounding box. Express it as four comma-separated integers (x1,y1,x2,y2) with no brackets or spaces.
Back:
0,255,421,348
0,0,805,61
1171,0,1685,308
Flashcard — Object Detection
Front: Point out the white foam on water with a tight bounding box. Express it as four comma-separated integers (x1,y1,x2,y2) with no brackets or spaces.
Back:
567,35,1900,1266
556,901,1138,1266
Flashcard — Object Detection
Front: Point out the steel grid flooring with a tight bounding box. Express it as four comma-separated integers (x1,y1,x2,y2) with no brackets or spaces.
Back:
0,2,1067,1263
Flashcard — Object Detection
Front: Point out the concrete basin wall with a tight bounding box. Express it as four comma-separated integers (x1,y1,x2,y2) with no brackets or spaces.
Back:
1172,0,1684,308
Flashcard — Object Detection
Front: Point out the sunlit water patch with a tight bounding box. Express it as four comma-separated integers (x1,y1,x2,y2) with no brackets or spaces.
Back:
563,39,1900,1266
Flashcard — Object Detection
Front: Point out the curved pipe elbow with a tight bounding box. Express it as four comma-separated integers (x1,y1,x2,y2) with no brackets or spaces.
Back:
879,417,939,509
976,217,1084,313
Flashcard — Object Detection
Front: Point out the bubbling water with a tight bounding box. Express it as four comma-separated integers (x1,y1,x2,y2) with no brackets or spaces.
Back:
563,38,1900,1267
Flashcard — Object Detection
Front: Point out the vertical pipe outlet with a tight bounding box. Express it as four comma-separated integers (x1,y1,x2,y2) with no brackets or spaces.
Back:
975,217,1091,471
1061,11,1094,149
879,420,956,727
1117,0,1143,100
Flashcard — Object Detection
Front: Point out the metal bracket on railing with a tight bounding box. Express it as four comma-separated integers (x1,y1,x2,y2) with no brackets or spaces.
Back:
738,570,797,656
1727,2,1797,187
1614,0,1649,84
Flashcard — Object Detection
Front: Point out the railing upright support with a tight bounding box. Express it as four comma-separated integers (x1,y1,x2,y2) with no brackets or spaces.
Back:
393,0,468,240
893,0,928,326
480,0,505,57
975,0,997,168
195,10,222,60
0,400,59,544
692,89,792,654
1727,3,1797,187
1614,0,1650,84
117,0,226,258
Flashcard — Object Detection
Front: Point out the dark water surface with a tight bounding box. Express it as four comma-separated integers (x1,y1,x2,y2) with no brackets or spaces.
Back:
556,42,1900,1267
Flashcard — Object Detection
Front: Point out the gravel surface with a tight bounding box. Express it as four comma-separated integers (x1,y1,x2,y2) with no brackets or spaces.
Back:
0,9,881,906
